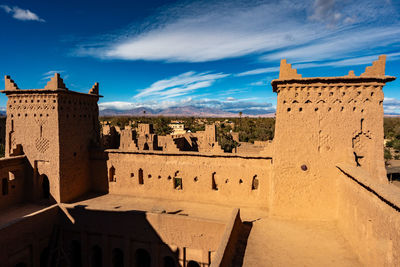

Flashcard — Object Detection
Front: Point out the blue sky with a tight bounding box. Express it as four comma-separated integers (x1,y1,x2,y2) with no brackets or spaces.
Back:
1,0,400,114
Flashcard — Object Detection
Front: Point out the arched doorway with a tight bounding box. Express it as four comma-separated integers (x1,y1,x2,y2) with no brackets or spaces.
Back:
109,166,116,182
40,247,49,267
163,256,176,267
91,245,102,267
143,143,149,150
112,248,124,267
135,249,151,267
71,240,82,267
187,260,200,267
42,175,50,199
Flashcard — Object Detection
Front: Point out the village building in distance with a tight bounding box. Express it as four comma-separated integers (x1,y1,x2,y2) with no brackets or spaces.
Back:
0,55,400,267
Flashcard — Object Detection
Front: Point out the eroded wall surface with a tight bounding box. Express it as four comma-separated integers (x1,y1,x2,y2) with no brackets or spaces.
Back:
336,165,400,266
106,151,271,208
270,56,395,220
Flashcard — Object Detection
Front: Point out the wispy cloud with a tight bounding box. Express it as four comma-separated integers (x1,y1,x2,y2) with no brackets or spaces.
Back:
263,27,400,63
0,5,45,22
42,70,65,80
384,98,400,114
99,97,275,115
75,0,398,65
135,71,229,99
236,67,280,77
238,52,400,77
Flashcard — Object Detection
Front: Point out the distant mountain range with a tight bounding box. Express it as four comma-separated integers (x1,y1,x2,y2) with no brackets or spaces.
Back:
99,105,276,117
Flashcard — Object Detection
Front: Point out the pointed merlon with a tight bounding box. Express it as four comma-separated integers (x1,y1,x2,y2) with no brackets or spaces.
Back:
361,55,386,77
89,82,99,95
4,75,19,90
44,73,67,90
279,59,302,79
345,70,356,77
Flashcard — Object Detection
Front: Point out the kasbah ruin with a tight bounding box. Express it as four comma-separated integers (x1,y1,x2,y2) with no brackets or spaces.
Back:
0,55,399,267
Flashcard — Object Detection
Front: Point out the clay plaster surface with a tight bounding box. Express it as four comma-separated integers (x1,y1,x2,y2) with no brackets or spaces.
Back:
241,215,361,267
62,193,236,222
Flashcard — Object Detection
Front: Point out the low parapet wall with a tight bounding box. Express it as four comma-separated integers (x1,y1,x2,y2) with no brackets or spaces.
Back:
336,163,400,266
211,208,242,267
106,150,272,208
0,156,31,210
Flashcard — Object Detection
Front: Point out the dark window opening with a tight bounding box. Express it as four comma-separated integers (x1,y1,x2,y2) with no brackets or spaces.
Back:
71,240,82,267
109,166,116,182
42,175,50,199
187,261,200,267
143,143,149,150
91,245,102,267
139,169,144,184
2,178,8,195
135,249,150,267
14,263,27,267
212,172,218,191
40,247,49,267
112,248,124,267
251,175,259,190
163,256,176,267
174,177,183,190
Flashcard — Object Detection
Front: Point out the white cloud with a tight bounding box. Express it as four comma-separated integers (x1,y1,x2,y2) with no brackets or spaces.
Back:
263,27,400,63
75,0,398,64
236,67,280,77
238,52,400,77
0,5,45,22
135,71,229,99
42,70,65,80
99,97,276,115
384,98,400,114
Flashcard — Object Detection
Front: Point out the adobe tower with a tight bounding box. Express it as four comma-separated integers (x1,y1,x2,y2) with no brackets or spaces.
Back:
271,55,396,219
2,73,101,202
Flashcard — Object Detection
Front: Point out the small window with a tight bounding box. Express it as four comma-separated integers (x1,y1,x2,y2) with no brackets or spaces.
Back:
174,177,182,190
139,169,144,184
212,172,218,191
2,178,8,195
251,175,259,190
109,166,116,182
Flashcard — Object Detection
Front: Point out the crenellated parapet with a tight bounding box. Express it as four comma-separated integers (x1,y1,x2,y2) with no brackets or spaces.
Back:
278,59,302,80
89,82,99,95
4,75,19,91
1,73,102,203
361,55,386,77
44,73,68,90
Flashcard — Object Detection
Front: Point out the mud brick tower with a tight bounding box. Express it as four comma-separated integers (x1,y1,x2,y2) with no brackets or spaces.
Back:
2,74,101,202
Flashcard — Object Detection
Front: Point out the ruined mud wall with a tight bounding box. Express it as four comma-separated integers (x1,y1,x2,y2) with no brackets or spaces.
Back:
0,156,31,210
106,151,271,208
336,164,400,266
